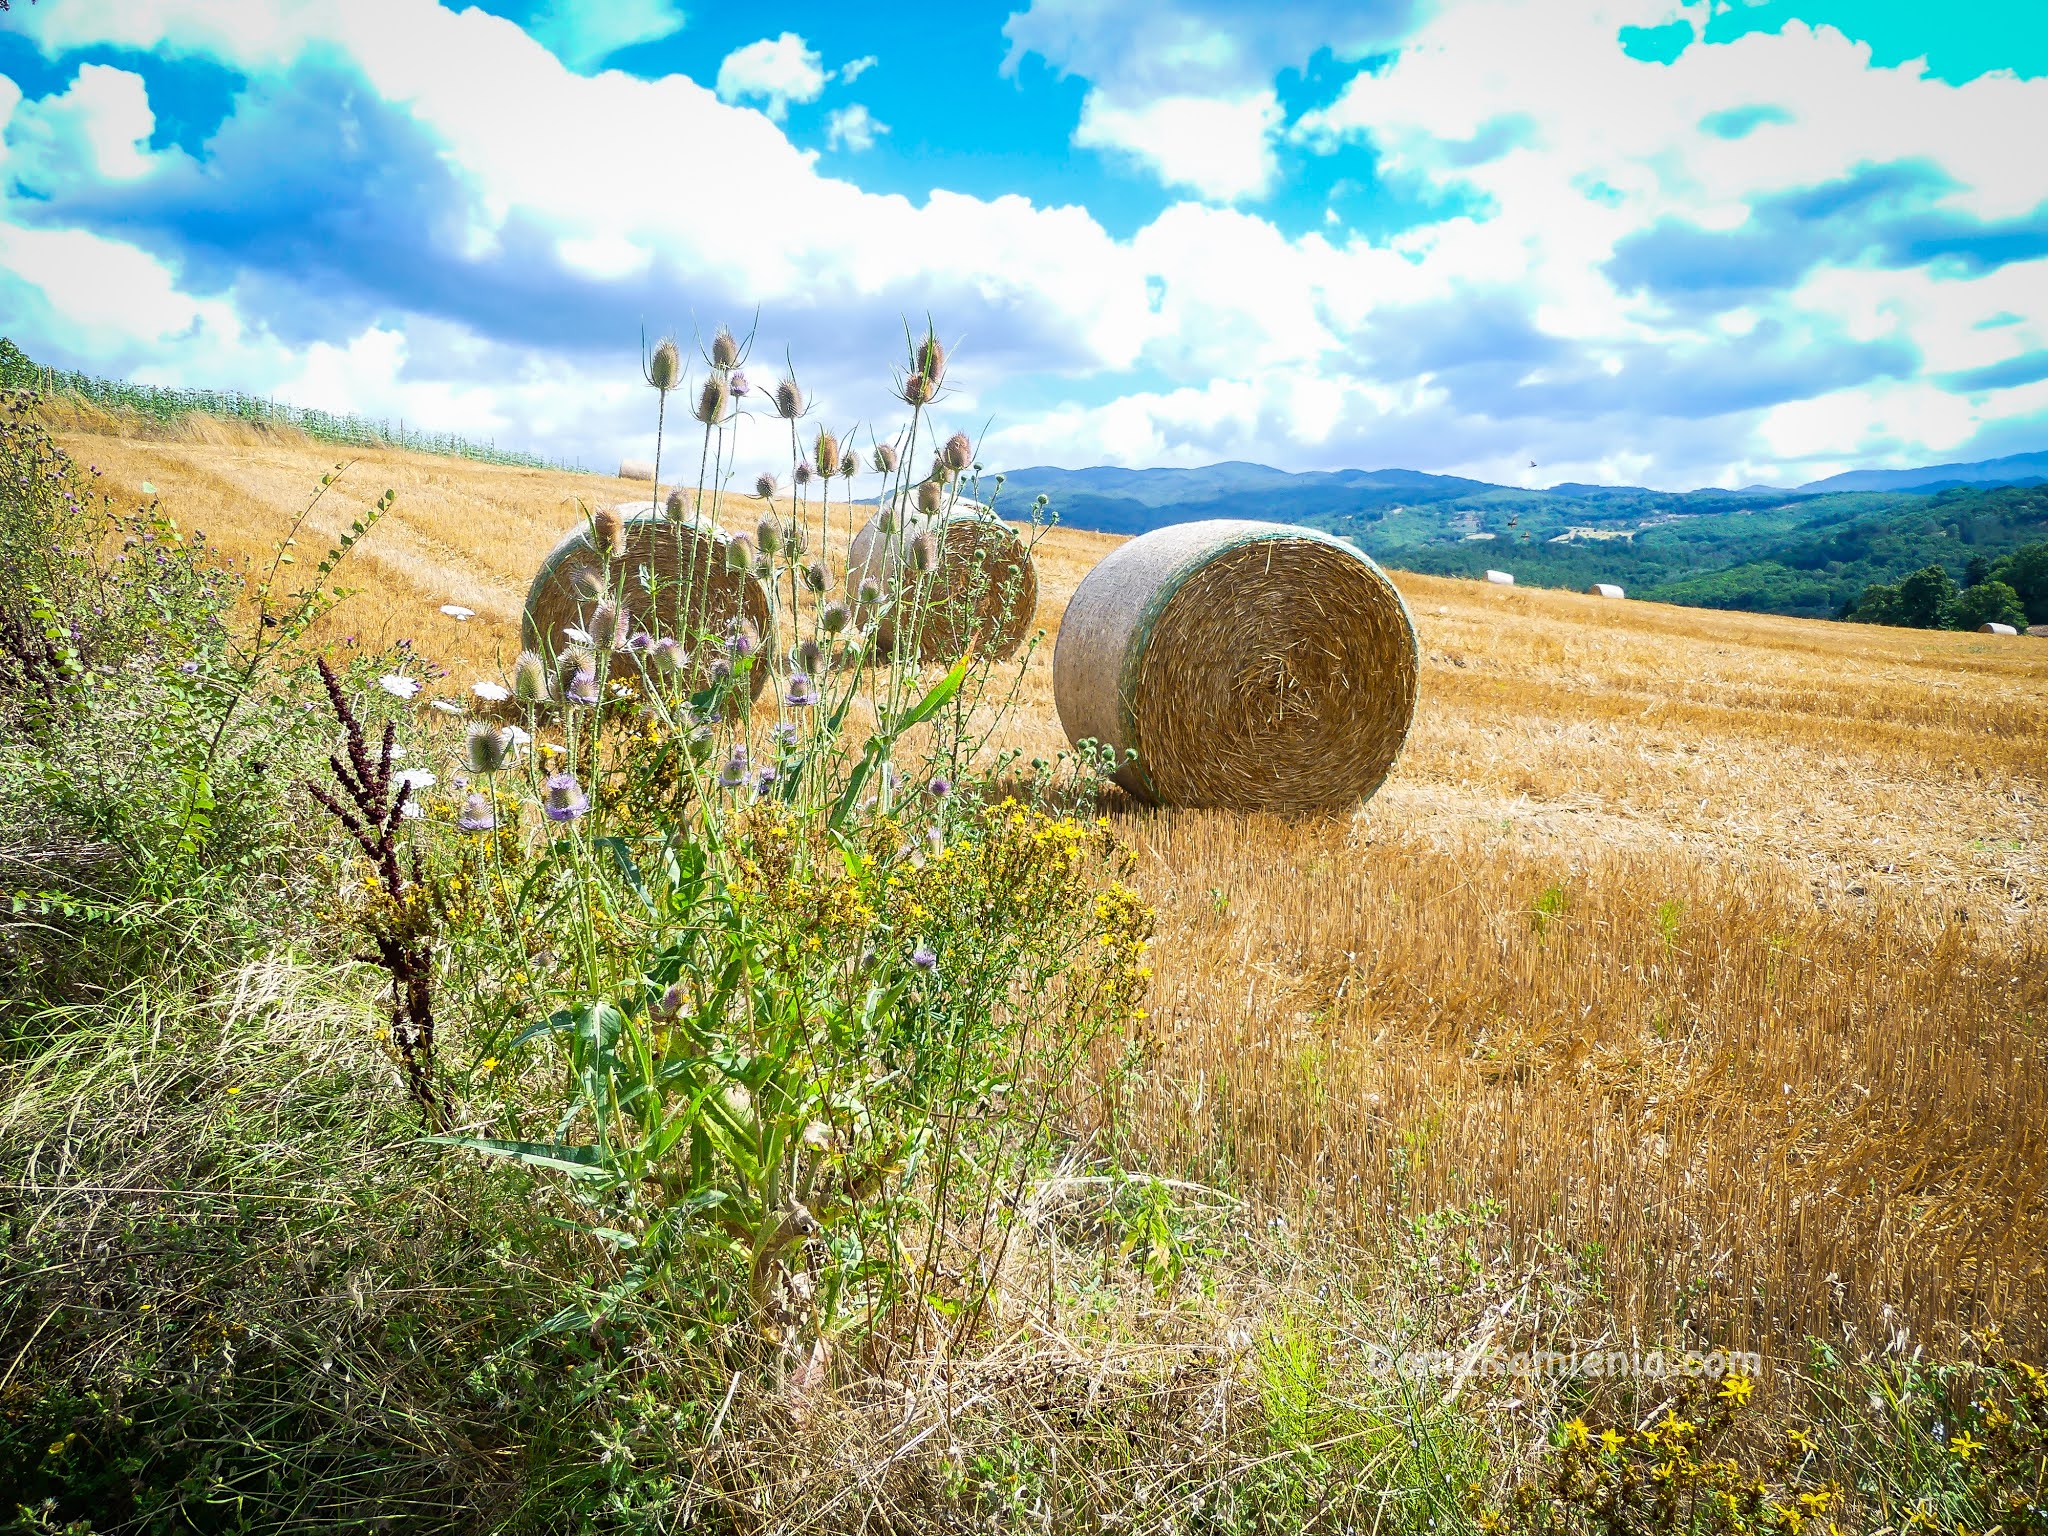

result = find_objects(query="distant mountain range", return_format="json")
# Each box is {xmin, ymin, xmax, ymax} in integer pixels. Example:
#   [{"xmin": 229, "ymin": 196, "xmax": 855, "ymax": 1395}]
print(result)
[{"xmin": 987, "ymin": 451, "xmax": 2048, "ymax": 622}]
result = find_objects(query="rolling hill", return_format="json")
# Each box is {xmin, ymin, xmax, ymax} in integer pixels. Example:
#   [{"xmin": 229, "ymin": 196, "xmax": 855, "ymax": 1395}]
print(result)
[{"xmin": 993, "ymin": 453, "xmax": 2048, "ymax": 620}]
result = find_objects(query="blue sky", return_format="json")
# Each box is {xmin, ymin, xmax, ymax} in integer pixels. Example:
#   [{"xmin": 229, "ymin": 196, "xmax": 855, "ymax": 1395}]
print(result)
[{"xmin": 1, "ymin": 0, "xmax": 2044, "ymax": 489}]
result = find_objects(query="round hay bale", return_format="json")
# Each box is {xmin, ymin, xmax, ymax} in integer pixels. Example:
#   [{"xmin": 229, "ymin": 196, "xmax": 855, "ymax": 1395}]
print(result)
[
  {"xmin": 846, "ymin": 497, "xmax": 1037, "ymax": 663},
  {"xmin": 1053, "ymin": 520, "xmax": 1418, "ymax": 812},
  {"xmin": 1485, "ymin": 569, "xmax": 1515, "ymax": 586},
  {"xmin": 618, "ymin": 459, "xmax": 655, "ymax": 482},
  {"xmin": 1589, "ymin": 582, "xmax": 1625, "ymax": 599},
  {"xmin": 1979, "ymin": 621, "xmax": 2019, "ymax": 635},
  {"xmin": 522, "ymin": 511, "xmax": 772, "ymax": 696}
]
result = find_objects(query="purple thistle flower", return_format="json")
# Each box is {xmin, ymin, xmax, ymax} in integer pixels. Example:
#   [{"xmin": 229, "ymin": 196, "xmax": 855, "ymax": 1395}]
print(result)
[
  {"xmin": 910, "ymin": 945, "xmax": 938, "ymax": 972},
  {"xmin": 771, "ymin": 722, "xmax": 799, "ymax": 748},
  {"xmin": 543, "ymin": 773, "xmax": 589, "ymax": 822},
  {"xmin": 456, "ymin": 792, "xmax": 497, "ymax": 832},
  {"xmin": 784, "ymin": 671, "xmax": 819, "ymax": 709},
  {"xmin": 926, "ymin": 776, "xmax": 951, "ymax": 799},
  {"xmin": 727, "ymin": 627, "xmax": 757, "ymax": 659},
  {"xmin": 754, "ymin": 765, "xmax": 777, "ymax": 791},
  {"xmin": 717, "ymin": 746, "xmax": 749, "ymax": 790},
  {"xmin": 565, "ymin": 667, "xmax": 599, "ymax": 707}
]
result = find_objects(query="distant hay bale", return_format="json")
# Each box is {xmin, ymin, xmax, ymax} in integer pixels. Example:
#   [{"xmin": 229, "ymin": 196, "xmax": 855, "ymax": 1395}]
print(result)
[
  {"xmin": 846, "ymin": 497, "xmax": 1037, "ymax": 663},
  {"xmin": 1485, "ymin": 569, "xmax": 1515, "ymax": 586},
  {"xmin": 1979, "ymin": 622, "xmax": 2019, "ymax": 635},
  {"xmin": 618, "ymin": 459, "xmax": 656, "ymax": 482},
  {"xmin": 1053, "ymin": 519, "xmax": 1418, "ymax": 813},
  {"xmin": 2029, "ymin": 625, "xmax": 2048, "ymax": 638},
  {"xmin": 523, "ymin": 511, "xmax": 771, "ymax": 695},
  {"xmin": 1589, "ymin": 582, "xmax": 1625, "ymax": 599}
]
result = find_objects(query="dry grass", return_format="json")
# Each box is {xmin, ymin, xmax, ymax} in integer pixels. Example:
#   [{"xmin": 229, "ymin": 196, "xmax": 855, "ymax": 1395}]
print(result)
[{"xmin": 66, "ymin": 422, "xmax": 2048, "ymax": 1358}]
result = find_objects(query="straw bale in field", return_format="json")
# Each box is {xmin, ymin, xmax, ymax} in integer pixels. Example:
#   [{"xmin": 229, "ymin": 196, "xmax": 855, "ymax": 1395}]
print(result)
[
  {"xmin": 846, "ymin": 497, "xmax": 1037, "ymax": 663},
  {"xmin": 1589, "ymin": 582, "xmax": 1625, "ymax": 599},
  {"xmin": 1980, "ymin": 622, "xmax": 2019, "ymax": 635},
  {"xmin": 618, "ymin": 459, "xmax": 655, "ymax": 481},
  {"xmin": 1052, "ymin": 519, "xmax": 1418, "ymax": 813},
  {"xmin": 1485, "ymin": 569, "xmax": 1515, "ymax": 586},
  {"xmin": 2029, "ymin": 625, "xmax": 2048, "ymax": 638},
  {"xmin": 523, "ymin": 511, "xmax": 771, "ymax": 695}
]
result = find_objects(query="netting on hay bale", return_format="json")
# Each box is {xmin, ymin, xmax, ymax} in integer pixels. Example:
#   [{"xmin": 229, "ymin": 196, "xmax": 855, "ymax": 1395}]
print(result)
[
  {"xmin": 845, "ymin": 497, "xmax": 1038, "ymax": 664},
  {"xmin": 522, "ymin": 509, "xmax": 772, "ymax": 697},
  {"xmin": 1053, "ymin": 520, "xmax": 1419, "ymax": 813}
]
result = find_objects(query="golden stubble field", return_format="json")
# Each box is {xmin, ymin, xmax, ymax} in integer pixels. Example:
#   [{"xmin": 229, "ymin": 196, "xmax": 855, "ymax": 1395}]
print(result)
[{"xmin": 66, "ymin": 418, "xmax": 2048, "ymax": 1359}]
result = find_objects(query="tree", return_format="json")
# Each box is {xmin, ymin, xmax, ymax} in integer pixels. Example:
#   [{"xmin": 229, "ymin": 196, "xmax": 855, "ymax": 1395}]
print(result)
[
  {"xmin": 1846, "ymin": 580, "xmax": 1904, "ymax": 625},
  {"xmin": 1895, "ymin": 564, "xmax": 1958, "ymax": 629},
  {"xmin": 1966, "ymin": 554, "xmax": 1992, "ymax": 587},
  {"xmin": 1988, "ymin": 541, "xmax": 2048, "ymax": 624},
  {"xmin": 1951, "ymin": 580, "xmax": 2029, "ymax": 631}
]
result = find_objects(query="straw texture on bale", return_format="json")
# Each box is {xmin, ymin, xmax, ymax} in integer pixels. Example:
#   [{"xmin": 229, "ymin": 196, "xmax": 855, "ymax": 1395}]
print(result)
[
  {"xmin": 1980, "ymin": 622, "xmax": 2019, "ymax": 635},
  {"xmin": 2029, "ymin": 625, "xmax": 2048, "ymax": 638},
  {"xmin": 523, "ymin": 510, "xmax": 772, "ymax": 696},
  {"xmin": 1589, "ymin": 582, "xmax": 1626, "ymax": 599},
  {"xmin": 846, "ymin": 498, "xmax": 1037, "ymax": 663},
  {"xmin": 1485, "ymin": 569, "xmax": 1515, "ymax": 586},
  {"xmin": 617, "ymin": 459, "xmax": 655, "ymax": 482},
  {"xmin": 1053, "ymin": 520, "xmax": 1418, "ymax": 813}
]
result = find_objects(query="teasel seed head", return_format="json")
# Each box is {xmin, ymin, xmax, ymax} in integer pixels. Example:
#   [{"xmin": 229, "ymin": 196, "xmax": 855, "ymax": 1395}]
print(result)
[
  {"xmin": 813, "ymin": 429, "xmax": 840, "ymax": 478},
  {"xmin": 755, "ymin": 516, "xmax": 781, "ymax": 556},
  {"xmin": 456, "ymin": 791, "xmax": 497, "ymax": 833},
  {"xmin": 751, "ymin": 554, "xmax": 774, "ymax": 580},
  {"xmin": 649, "ymin": 636, "xmax": 685, "ymax": 674},
  {"xmin": 917, "ymin": 478, "xmax": 943, "ymax": 516},
  {"xmin": 943, "ymin": 432, "xmax": 972, "ymax": 472},
  {"xmin": 569, "ymin": 563, "xmax": 605, "ymax": 601},
  {"xmin": 839, "ymin": 451, "xmax": 857, "ymax": 482},
  {"xmin": 466, "ymin": 722, "xmax": 512, "ymax": 775},
  {"xmin": 590, "ymin": 601, "xmax": 632, "ymax": 651},
  {"xmin": 856, "ymin": 578, "xmax": 882, "ymax": 607},
  {"xmin": 543, "ymin": 771, "xmax": 590, "ymax": 821},
  {"xmin": 710, "ymin": 327, "xmax": 739, "ymax": 369},
  {"xmin": 913, "ymin": 330, "xmax": 945, "ymax": 387},
  {"xmin": 694, "ymin": 374, "xmax": 728, "ymax": 426},
  {"xmin": 793, "ymin": 462, "xmax": 812, "ymax": 486},
  {"xmin": 878, "ymin": 505, "xmax": 897, "ymax": 535},
  {"xmin": 930, "ymin": 452, "xmax": 952, "ymax": 485},
  {"xmin": 665, "ymin": 488, "xmax": 688, "ymax": 519},
  {"xmin": 724, "ymin": 536, "xmax": 753, "ymax": 573},
  {"xmin": 821, "ymin": 601, "xmax": 850, "ymax": 635},
  {"xmin": 565, "ymin": 666, "xmax": 599, "ymax": 708},
  {"xmin": 647, "ymin": 337, "xmax": 681, "ymax": 394},
  {"xmin": 775, "ymin": 377, "xmax": 803, "ymax": 419},
  {"xmin": 911, "ymin": 533, "xmax": 938, "ymax": 574},
  {"xmin": 592, "ymin": 507, "xmax": 625, "ymax": 557},
  {"xmin": 902, "ymin": 372, "xmax": 934, "ymax": 407},
  {"xmin": 803, "ymin": 560, "xmax": 829, "ymax": 593},
  {"xmin": 555, "ymin": 645, "xmax": 595, "ymax": 698},
  {"xmin": 512, "ymin": 649, "xmax": 549, "ymax": 703},
  {"xmin": 798, "ymin": 637, "xmax": 824, "ymax": 676},
  {"xmin": 755, "ymin": 472, "xmax": 778, "ymax": 500},
  {"xmin": 872, "ymin": 442, "xmax": 899, "ymax": 474}
]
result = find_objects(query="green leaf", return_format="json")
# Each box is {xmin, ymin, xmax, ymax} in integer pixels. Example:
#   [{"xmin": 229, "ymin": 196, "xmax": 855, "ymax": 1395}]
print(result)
[{"xmin": 425, "ymin": 1135, "xmax": 618, "ymax": 1182}]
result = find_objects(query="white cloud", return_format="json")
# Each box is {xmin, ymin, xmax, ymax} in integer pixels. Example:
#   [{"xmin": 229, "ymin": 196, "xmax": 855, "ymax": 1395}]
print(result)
[
  {"xmin": 1007, "ymin": 0, "xmax": 1415, "ymax": 201},
  {"xmin": 825, "ymin": 103, "xmax": 886, "ymax": 153},
  {"xmin": 839, "ymin": 55, "xmax": 878, "ymax": 84},
  {"xmin": 6, "ymin": 63, "xmax": 166, "ymax": 187},
  {"xmin": 3, "ymin": 0, "xmax": 2045, "ymax": 489},
  {"xmin": 527, "ymin": 0, "xmax": 685, "ymax": 73},
  {"xmin": 715, "ymin": 32, "xmax": 827, "ymax": 122},
  {"xmin": 1074, "ymin": 90, "xmax": 1281, "ymax": 201}
]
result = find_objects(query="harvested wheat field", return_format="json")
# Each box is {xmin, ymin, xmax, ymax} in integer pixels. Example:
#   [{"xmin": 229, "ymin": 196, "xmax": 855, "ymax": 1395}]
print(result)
[{"xmin": 70, "ymin": 420, "xmax": 2048, "ymax": 1359}]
